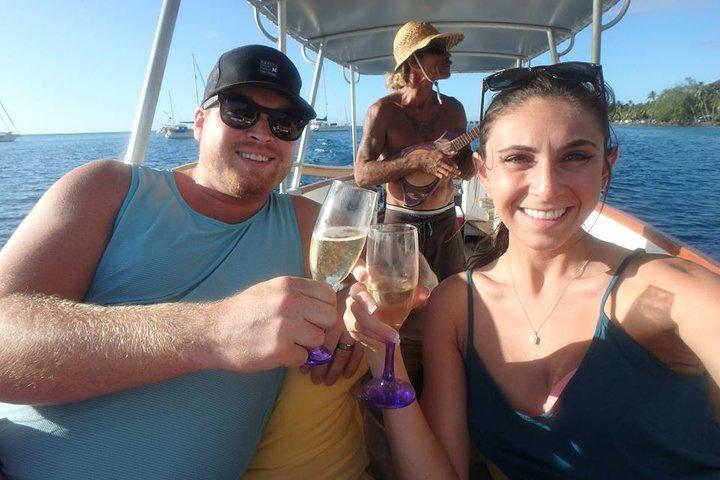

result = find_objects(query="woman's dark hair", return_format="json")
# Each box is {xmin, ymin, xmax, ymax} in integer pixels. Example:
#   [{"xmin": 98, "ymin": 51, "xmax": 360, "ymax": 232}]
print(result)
[{"xmin": 467, "ymin": 74, "xmax": 616, "ymax": 269}]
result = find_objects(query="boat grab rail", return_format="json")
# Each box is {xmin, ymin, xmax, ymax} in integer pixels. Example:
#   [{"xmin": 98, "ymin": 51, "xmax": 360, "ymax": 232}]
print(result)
[
  {"xmin": 603, "ymin": 0, "xmax": 631, "ymax": 30},
  {"xmin": 556, "ymin": 34, "xmax": 576, "ymax": 57},
  {"xmin": 253, "ymin": 5, "xmax": 278, "ymax": 43},
  {"xmin": 301, "ymin": 44, "xmax": 319, "ymax": 64},
  {"xmin": 342, "ymin": 66, "xmax": 360, "ymax": 85}
]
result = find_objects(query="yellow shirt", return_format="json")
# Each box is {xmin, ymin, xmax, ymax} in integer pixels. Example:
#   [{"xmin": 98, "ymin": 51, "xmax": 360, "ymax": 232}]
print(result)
[{"xmin": 243, "ymin": 361, "xmax": 371, "ymax": 480}]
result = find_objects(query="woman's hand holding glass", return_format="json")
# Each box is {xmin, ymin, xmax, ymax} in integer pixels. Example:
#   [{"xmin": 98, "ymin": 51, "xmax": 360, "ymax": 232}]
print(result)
[{"xmin": 345, "ymin": 224, "xmax": 428, "ymax": 408}]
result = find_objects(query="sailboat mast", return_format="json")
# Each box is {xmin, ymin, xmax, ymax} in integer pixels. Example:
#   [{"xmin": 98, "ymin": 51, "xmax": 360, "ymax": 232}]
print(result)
[
  {"xmin": 192, "ymin": 54, "xmax": 201, "ymax": 106},
  {"xmin": 168, "ymin": 92, "xmax": 175, "ymax": 124},
  {"xmin": 322, "ymin": 68, "xmax": 328, "ymax": 121},
  {"xmin": 0, "ymin": 101, "xmax": 18, "ymax": 132}
]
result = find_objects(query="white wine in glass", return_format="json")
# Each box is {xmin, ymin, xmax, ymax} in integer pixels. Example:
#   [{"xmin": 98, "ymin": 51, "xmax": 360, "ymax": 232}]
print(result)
[
  {"xmin": 310, "ymin": 226, "xmax": 367, "ymax": 288},
  {"xmin": 307, "ymin": 180, "xmax": 377, "ymax": 365},
  {"xmin": 365, "ymin": 276, "xmax": 416, "ymax": 330}
]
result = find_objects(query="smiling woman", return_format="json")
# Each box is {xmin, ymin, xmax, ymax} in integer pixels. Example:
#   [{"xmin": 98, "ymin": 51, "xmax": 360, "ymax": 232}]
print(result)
[{"xmin": 343, "ymin": 63, "xmax": 720, "ymax": 480}]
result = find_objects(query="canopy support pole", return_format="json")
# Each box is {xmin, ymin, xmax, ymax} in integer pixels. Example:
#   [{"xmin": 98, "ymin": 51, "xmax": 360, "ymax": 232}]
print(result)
[
  {"xmin": 288, "ymin": 44, "xmax": 325, "ymax": 192},
  {"xmin": 591, "ymin": 0, "xmax": 602, "ymax": 63},
  {"xmin": 277, "ymin": 0, "xmax": 287, "ymax": 53},
  {"xmin": 124, "ymin": 0, "xmax": 180, "ymax": 165},
  {"xmin": 349, "ymin": 65, "xmax": 358, "ymax": 165},
  {"xmin": 547, "ymin": 29, "xmax": 559, "ymax": 64}
]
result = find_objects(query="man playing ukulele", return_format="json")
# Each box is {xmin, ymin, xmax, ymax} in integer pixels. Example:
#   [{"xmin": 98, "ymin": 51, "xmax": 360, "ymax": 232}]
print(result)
[{"xmin": 355, "ymin": 20, "xmax": 476, "ymax": 281}]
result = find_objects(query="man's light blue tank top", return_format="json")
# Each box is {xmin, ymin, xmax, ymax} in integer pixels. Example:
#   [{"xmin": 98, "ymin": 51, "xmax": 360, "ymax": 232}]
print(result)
[
  {"xmin": 466, "ymin": 251, "xmax": 720, "ymax": 479},
  {"xmin": 0, "ymin": 165, "xmax": 304, "ymax": 480}
]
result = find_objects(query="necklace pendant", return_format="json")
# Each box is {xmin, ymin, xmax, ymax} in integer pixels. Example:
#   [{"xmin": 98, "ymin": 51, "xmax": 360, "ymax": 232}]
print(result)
[{"xmin": 529, "ymin": 332, "xmax": 540, "ymax": 345}]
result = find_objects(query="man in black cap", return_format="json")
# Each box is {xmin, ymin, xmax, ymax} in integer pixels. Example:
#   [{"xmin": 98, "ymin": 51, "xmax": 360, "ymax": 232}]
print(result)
[{"xmin": 0, "ymin": 45, "xmax": 365, "ymax": 479}]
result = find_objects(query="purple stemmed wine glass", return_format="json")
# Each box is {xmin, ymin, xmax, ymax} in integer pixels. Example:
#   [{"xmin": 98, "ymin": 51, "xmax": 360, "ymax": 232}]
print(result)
[
  {"xmin": 307, "ymin": 180, "xmax": 377, "ymax": 366},
  {"xmin": 360, "ymin": 223, "xmax": 419, "ymax": 408}
]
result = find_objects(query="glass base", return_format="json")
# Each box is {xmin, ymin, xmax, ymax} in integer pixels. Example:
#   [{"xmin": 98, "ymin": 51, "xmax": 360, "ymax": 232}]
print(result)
[
  {"xmin": 306, "ymin": 346, "xmax": 333, "ymax": 366},
  {"xmin": 360, "ymin": 377, "xmax": 416, "ymax": 409}
]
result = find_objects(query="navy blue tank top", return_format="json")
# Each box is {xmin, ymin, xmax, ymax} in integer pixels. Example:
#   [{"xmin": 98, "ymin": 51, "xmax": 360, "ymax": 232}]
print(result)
[{"xmin": 466, "ymin": 251, "xmax": 720, "ymax": 479}]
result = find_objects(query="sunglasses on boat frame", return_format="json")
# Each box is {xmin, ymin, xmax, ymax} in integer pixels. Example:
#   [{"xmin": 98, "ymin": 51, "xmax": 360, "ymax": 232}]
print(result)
[
  {"xmin": 479, "ymin": 62, "xmax": 605, "ymax": 121},
  {"xmin": 201, "ymin": 93, "xmax": 308, "ymax": 141}
]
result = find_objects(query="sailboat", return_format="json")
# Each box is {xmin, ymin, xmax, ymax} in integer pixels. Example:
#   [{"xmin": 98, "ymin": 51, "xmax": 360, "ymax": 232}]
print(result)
[
  {"xmin": 158, "ymin": 92, "xmax": 194, "ymax": 139},
  {"xmin": 0, "ymin": 101, "xmax": 19, "ymax": 142},
  {"xmin": 159, "ymin": 55, "xmax": 206, "ymax": 139},
  {"xmin": 308, "ymin": 70, "xmax": 351, "ymax": 132},
  {"xmin": 309, "ymin": 116, "xmax": 351, "ymax": 132}
]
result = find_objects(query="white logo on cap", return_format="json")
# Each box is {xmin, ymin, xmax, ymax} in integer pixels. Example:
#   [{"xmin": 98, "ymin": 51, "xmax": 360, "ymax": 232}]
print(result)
[{"xmin": 258, "ymin": 59, "xmax": 279, "ymax": 78}]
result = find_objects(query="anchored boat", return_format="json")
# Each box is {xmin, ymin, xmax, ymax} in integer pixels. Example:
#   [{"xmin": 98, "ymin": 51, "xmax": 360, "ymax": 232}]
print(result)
[{"xmin": 0, "ymin": 101, "xmax": 19, "ymax": 143}]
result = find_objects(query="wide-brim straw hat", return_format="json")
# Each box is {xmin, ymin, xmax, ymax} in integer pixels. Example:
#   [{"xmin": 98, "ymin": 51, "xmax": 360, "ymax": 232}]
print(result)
[{"xmin": 393, "ymin": 20, "xmax": 464, "ymax": 71}]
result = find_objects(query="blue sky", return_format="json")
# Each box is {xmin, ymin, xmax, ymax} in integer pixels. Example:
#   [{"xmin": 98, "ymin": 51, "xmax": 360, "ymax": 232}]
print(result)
[{"xmin": 1, "ymin": 0, "xmax": 719, "ymax": 134}]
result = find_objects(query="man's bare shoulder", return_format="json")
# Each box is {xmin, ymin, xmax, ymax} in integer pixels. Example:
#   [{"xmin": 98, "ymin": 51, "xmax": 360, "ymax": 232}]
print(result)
[
  {"xmin": 0, "ymin": 160, "xmax": 132, "ymax": 299},
  {"xmin": 369, "ymin": 93, "xmax": 403, "ymax": 117},
  {"xmin": 66, "ymin": 159, "xmax": 132, "ymax": 200},
  {"xmin": 290, "ymin": 194, "xmax": 321, "ymax": 238},
  {"xmin": 439, "ymin": 95, "xmax": 466, "ymax": 116}
]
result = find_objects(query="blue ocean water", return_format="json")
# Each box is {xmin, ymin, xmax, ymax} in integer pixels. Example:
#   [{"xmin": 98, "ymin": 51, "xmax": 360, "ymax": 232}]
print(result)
[{"xmin": 0, "ymin": 126, "xmax": 718, "ymax": 261}]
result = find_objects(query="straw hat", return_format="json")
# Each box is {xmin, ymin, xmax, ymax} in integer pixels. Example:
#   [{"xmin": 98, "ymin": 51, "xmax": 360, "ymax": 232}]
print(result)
[{"xmin": 393, "ymin": 20, "xmax": 464, "ymax": 71}]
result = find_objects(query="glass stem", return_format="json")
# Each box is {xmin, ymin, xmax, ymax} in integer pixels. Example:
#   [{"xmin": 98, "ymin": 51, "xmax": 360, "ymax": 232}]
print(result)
[{"xmin": 382, "ymin": 342, "xmax": 396, "ymax": 382}]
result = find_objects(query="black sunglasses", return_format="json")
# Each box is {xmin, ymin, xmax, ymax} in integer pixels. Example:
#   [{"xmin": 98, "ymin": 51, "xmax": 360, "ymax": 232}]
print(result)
[
  {"xmin": 419, "ymin": 41, "xmax": 449, "ymax": 56},
  {"xmin": 202, "ymin": 93, "xmax": 307, "ymax": 141},
  {"xmin": 479, "ymin": 62, "xmax": 605, "ymax": 121}
]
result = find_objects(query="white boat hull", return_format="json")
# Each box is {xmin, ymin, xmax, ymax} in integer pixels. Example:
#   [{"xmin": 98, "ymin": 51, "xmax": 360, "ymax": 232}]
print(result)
[
  {"xmin": 0, "ymin": 133, "xmax": 18, "ymax": 142},
  {"xmin": 164, "ymin": 130, "xmax": 194, "ymax": 139},
  {"xmin": 309, "ymin": 125, "xmax": 351, "ymax": 132}
]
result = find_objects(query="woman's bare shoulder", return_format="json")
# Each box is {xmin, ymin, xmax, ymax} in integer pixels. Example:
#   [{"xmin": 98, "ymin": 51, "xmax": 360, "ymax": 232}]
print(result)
[
  {"xmin": 614, "ymin": 251, "xmax": 720, "ymax": 330},
  {"xmin": 627, "ymin": 252, "xmax": 720, "ymax": 297},
  {"xmin": 424, "ymin": 265, "xmax": 502, "ymax": 338}
]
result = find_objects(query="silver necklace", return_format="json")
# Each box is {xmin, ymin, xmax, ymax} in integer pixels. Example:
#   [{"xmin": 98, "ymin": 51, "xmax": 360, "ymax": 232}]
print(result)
[{"xmin": 507, "ymin": 255, "xmax": 590, "ymax": 345}]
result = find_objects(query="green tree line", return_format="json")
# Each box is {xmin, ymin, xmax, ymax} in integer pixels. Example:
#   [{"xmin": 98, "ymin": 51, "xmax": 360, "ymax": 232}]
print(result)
[{"xmin": 611, "ymin": 77, "xmax": 720, "ymax": 125}]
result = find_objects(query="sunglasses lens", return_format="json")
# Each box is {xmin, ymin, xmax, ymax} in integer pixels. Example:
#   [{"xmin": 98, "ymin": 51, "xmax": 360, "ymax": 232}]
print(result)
[
  {"xmin": 221, "ymin": 98, "xmax": 258, "ymax": 128},
  {"xmin": 219, "ymin": 95, "xmax": 305, "ymax": 141},
  {"xmin": 269, "ymin": 112, "xmax": 303, "ymax": 141},
  {"xmin": 547, "ymin": 63, "xmax": 596, "ymax": 81},
  {"xmin": 432, "ymin": 44, "xmax": 447, "ymax": 55},
  {"xmin": 421, "ymin": 42, "xmax": 448, "ymax": 56},
  {"xmin": 486, "ymin": 67, "xmax": 530, "ymax": 90}
]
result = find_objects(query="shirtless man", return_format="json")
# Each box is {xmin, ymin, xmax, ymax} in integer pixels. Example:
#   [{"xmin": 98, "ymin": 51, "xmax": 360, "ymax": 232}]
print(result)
[{"xmin": 354, "ymin": 21, "xmax": 476, "ymax": 281}]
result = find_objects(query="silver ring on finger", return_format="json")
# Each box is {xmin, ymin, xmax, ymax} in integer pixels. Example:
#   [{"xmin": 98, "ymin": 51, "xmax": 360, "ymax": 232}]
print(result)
[{"xmin": 335, "ymin": 341, "xmax": 355, "ymax": 352}]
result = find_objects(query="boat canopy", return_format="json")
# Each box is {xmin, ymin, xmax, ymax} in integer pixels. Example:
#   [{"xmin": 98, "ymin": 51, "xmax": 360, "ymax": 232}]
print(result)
[
  {"xmin": 248, "ymin": 0, "xmax": 624, "ymax": 75},
  {"xmin": 125, "ymin": 0, "xmax": 629, "ymax": 170}
]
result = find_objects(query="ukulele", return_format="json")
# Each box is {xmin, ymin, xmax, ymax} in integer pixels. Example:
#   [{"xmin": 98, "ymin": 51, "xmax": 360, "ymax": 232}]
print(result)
[{"xmin": 397, "ymin": 124, "xmax": 481, "ymax": 207}]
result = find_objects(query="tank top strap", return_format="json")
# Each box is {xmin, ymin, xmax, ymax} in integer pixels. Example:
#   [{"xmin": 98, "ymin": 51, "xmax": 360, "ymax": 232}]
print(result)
[
  {"xmin": 597, "ymin": 249, "xmax": 645, "ymax": 328},
  {"xmin": 465, "ymin": 268, "xmax": 475, "ymax": 364}
]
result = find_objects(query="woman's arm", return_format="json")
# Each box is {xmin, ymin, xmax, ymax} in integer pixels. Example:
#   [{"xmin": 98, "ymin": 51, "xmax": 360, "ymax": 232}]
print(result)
[
  {"xmin": 646, "ymin": 257, "xmax": 720, "ymax": 386},
  {"xmin": 344, "ymin": 276, "xmax": 470, "ymax": 480}
]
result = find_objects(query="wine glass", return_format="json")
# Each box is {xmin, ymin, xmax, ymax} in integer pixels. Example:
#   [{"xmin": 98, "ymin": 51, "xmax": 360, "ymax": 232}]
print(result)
[
  {"xmin": 307, "ymin": 180, "xmax": 377, "ymax": 366},
  {"xmin": 360, "ymin": 223, "xmax": 419, "ymax": 408}
]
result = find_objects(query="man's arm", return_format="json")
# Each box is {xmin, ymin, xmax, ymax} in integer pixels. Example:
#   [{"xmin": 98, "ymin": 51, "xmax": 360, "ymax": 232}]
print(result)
[
  {"xmin": 354, "ymin": 101, "xmax": 411, "ymax": 188},
  {"xmin": 0, "ymin": 161, "xmax": 337, "ymax": 405},
  {"xmin": 354, "ymin": 100, "xmax": 459, "ymax": 188}
]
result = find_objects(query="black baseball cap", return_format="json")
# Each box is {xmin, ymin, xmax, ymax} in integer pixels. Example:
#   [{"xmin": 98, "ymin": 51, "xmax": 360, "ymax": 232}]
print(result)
[{"xmin": 202, "ymin": 45, "xmax": 316, "ymax": 121}]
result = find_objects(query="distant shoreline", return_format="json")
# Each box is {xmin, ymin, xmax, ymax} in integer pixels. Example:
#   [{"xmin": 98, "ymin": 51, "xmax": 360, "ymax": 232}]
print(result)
[
  {"xmin": 612, "ymin": 120, "xmax": 720, "ymax": 127},
  {"xmin": 10, "ymin": 123, "xmax": 720, "ymax": 136}
]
